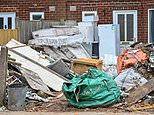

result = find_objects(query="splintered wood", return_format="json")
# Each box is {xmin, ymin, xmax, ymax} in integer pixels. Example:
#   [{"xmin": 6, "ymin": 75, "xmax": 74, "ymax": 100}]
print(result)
[{"xmin": 126, "ymin": 78, "xmax": 154, "ymax": 105}]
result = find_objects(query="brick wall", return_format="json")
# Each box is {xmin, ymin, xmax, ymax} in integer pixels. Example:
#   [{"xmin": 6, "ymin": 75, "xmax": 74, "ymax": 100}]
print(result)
[
  {"xmin": 66, "ymin": 0, "xmax": 154, "ymax": 43},
  {"xmin": 0, "ymin": 0, "xmax": 67, "ymax": 20},
  {"xmin": 0, "ymin": 0, "xmax": 154, "ymax": 43}
]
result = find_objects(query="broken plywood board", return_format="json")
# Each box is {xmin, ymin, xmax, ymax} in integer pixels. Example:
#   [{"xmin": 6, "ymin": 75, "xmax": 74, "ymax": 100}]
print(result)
[
  {"xmin": 6, "ymin": 40, "xmax": 51, "ymax": 67},
  {"xmin": 44, "ymin": 47, "xmax": 68, "ymax": 60},
  {"xmin": 126, "ymin": 78, "xmax": 154, "ymax": 105},
  {"xmin": 8, "ymin": 49, "xmax": 68, "ymax": 91},
  {"xmin": 67, "ymin": 45, "xmax": 91, "ymax": 58},
  {"xmin": 6, "ymin": 39, "xmax": 26, "ymax": 49},
  {"xmin": 19, "ymin": 67, "xmax": 54, "ymax": 96}
]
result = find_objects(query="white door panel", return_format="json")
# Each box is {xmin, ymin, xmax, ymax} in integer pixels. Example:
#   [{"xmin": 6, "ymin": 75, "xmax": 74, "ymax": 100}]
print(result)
[{"xmin": 0, "ymin": 12, "xmax": 16, "ymax": 29}]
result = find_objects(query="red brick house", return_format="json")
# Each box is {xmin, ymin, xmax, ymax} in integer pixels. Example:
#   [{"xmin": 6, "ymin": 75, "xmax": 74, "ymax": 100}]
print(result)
[{"xmin": 0, "ymin": 0, "xmax": 154, "ymax": 43}]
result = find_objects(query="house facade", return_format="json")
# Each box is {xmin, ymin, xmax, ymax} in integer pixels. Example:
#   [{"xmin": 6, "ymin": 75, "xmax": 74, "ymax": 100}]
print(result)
[{"xmin": 0, "ymin": 0, "xmax": 154, "ymax": 43}]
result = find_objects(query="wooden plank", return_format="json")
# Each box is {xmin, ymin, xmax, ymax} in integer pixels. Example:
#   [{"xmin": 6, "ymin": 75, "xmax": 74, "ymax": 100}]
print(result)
[
  {"xmin": 19, "ymin": 67, "xmax": 55, "ymax": 96},
  {"xmin": 126, "ymin": 78, "xmax": 154, "ymax": 105},
  {"xmin": 0, "ymin": 46, "xmax": 8, "ymax": 106}
]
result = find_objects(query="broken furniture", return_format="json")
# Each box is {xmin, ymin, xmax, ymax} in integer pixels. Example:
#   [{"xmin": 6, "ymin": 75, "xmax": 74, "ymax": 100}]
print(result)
[{"xmin": 71, "ymin": 58, "xmax": 102, "ymax": 75}]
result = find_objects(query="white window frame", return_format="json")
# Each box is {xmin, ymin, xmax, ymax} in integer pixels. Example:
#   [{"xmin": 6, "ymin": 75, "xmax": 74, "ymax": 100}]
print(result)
[
  {"xmin": 113, "ymin": 10, "xmax": 137, "ymax": 43},
  {"xmin": 30, "ymin": 12, "xmax": 44, "ymax": 21},
  {"xmin": 0, "ymin": 12, "xmax": 16, "ymax": 29},
  {"xmin": 82, "ymin": 11, "xmax": 98, "ymax": 22},
  {"xmin": 148, "ymin": 9, "xmax": 154, "ymax": 43}
]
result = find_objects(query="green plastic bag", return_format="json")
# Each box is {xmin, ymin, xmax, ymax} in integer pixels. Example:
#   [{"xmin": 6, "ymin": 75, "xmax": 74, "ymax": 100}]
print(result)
[{"xmin": 62, "ymin": 68, "xmax": 120, "ymax": 108}]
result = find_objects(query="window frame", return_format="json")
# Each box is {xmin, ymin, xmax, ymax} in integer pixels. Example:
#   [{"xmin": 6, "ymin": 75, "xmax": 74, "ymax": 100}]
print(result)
[
  {"xmin": 148, "ymin": 9, "xmax": 154, "ymax": 43},
  {"xmin": 82, "ymin": 11, "xmax": 98, "ymax": 22},
  {"xmin": 113, "ymin": 10, "xmax": 137, "ymax": 43},
  {"xmin": 30, "ymin": 12, "xmax": 44, "ymax": 21}
]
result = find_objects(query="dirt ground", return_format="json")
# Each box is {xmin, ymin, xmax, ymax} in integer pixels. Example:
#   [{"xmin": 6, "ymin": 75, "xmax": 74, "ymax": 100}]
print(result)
[
  {"xmin": 24, "ymin": 96, "xmax": 154, "ymax": 114},
  {"xmin": 0, "ymin": 112, "xmax": 153, "ymax": 115}
]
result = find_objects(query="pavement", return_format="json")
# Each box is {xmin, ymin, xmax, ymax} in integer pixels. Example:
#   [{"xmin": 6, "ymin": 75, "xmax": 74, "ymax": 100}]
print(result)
[{"xmin": 0, "ymin": 112, "xmax": 153, "ymax": 115}]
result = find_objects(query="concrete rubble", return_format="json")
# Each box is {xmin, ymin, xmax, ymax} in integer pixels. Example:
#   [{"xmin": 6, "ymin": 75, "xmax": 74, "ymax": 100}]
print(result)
[{"xmin": 0, "ymin": 27, "xmax": 154, "ymax": 113}]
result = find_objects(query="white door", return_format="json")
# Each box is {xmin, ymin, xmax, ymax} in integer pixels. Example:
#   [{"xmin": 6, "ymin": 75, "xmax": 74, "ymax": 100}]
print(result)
[
  {"xmin": 0, "ymin": 12, "xmax": 16, "ymax": 29},
  {"xmin": 113, "ymin": 10, "xmax": 137, "ymax": 43}
]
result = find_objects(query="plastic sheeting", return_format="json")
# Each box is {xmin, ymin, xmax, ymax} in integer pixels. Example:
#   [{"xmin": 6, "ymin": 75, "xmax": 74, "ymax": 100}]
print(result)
[
  {"xmin": 101, "ymin": 54, "xmax": 118, "ymax": 78},
  {"xmin": 117, "ymin": 48, "xmax": 148, "ymax": 74}
]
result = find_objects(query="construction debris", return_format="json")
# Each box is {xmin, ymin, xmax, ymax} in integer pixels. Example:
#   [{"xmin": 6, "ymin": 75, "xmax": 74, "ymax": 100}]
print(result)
[
  {"xmin": 1, "ymin": 25, "xmax": 154, "ymax": 113},
  {"xmin": 114, "ymin": 68, "xmax": 148, "ymax": 90},
  {"xmin": 126, "ymin": 78, "xmax": 154, "ymax": 105},
  {"xmin": 29, "ymin": 27, "xmax": 84, "ymax": 47},
  {"xmin": 7, "ymin": 40, "xmax": 67, "ymax": 91},
  {"xmin": 19, "ymin": 67, "xmax": 54, "ymax": 95}
]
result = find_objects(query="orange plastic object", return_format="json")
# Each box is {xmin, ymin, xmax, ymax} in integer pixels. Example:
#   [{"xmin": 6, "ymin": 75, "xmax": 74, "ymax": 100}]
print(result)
[{"xmin": 117, "ymin": 48, "xmax": 148, "ymax": 74}]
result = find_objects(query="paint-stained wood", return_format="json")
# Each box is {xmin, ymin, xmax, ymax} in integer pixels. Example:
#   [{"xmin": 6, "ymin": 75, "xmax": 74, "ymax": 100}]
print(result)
[
  {"xmin": 0, "ymin": 46, "xmax": 8, "ymax": 106},
  {"xmin": 126, "ymin": 78, "xmax": 154, "ymax": 105},
  {"xmin": 0, "ymin": 29, "xmax": 19, "ymax": 45}
]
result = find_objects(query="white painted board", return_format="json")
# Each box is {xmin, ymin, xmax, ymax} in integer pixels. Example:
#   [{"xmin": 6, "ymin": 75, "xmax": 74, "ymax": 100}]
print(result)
[{"xmin": 8, "ymin": 50, "xmax": 66, "ymax": 91}]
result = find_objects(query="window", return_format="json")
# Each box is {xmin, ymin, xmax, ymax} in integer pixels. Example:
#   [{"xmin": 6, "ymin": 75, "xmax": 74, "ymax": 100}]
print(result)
[
  {"xmin": 113, "ymin": 11, "xmax": 137, "ymax": 42},
  {"xmin": 0, "ymin": 12, "xmax": 16, "ymax": 29},
  {"xmin": 82, "ymin": 11, "xmax": 98, "ymax": 22},
  {"xmin": 30, "ymin": 12, "xmax": 44, "ymax": 21},
  {"xmin": 148, "ymin": 9, "xmax": 154, "ymax": 43}
]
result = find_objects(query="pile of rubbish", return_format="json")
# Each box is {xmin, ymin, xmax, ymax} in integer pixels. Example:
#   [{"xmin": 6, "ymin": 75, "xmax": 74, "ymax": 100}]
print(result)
[{"xmin": 2, "ymin": 27, "xmax": 154, "ymax": 112}]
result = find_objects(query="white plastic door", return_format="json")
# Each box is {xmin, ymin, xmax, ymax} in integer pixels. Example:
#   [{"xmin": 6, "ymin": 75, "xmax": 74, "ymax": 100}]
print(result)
[{"xmin": 0, "ymin": 12, "xmax": 16, "ymax": 29}]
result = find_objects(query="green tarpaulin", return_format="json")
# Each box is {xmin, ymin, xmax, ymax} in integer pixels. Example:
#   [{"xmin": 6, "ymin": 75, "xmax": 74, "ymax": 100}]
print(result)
[{"xmin": 62, "ymin": 68, "xmax": 120, "ymax": 108}]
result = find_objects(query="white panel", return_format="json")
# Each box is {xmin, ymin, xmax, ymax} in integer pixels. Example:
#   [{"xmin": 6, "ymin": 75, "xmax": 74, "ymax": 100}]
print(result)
[
  {"xmin": 98, "ymin": 24, "xmax": 120, "ymax": 58},
  {"xmin": 78, "ymin": 22, "xmax": 94, "ymax": 43}
]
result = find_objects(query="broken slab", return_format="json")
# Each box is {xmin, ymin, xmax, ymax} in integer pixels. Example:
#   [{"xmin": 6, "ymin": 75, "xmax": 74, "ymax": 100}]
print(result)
[
  {"xmin": 29, "ymin": 27, "xmax": 84, "ymax": 47},
  {"xmin": 126, "ymin": 78, "xmax": 154, "ymax": 105}
]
